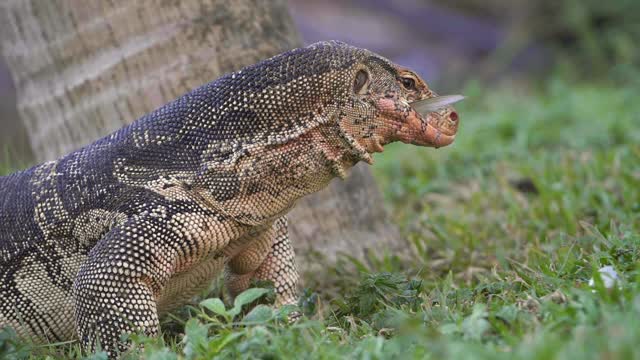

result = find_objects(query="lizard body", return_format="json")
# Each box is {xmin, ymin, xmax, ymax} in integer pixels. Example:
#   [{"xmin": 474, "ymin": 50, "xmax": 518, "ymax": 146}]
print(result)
[{"xmin": 0, "ymin": 41, "xmax": 459, "ymax": 356}]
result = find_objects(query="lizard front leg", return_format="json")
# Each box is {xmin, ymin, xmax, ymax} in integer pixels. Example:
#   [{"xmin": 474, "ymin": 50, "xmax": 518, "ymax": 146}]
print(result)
[
  {"xmin": 74, "ymin": 205, "xmax": 224, "ymax": 357},
  {"xmin": 74, "ymin": 220, "xmax": 164, "ymax": 357},
  {"xmin": 226, "ymin": 216, "xmax": 299, "ymax": 307}
]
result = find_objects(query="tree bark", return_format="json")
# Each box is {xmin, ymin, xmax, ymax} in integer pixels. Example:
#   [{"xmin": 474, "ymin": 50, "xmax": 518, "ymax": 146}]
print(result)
[{"xmin": 0, "ymin": 0, "xmax": 404, "ymax": 274}]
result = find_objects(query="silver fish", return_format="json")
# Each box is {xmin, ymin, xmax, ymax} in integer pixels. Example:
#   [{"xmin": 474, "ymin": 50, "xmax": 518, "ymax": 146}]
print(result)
[{"xmin": 410, "ymin": 95, "xmax": 465, "ymax": 115}]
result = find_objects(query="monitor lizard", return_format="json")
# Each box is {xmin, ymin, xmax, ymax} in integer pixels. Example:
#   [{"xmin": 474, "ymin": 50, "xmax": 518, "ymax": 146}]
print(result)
[{"xmin": 0, "ymin": 41, "xmax": 460, "ymax": 356}]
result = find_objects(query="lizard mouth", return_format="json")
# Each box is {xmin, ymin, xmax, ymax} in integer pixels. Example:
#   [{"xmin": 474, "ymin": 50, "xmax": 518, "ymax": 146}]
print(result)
[{"xmin": 375, "ymin": 97, "xmax": 460, "ymax": 149}]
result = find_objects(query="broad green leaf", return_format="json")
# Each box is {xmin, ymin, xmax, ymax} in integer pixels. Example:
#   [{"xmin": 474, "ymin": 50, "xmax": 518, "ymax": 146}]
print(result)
[
  {"xmin": 242, "ymin": 304, "xmax": 274, "ymax": 324},
  {"xmin": 182, "ymin": 319, "xmax": 210, "ymax": 360},
  {"xmin": 200, "ymin": 298, "xmax": 227, "ymax": 317},
  {"xmin": 461, "ymin": 304, "xmax": 491, "ymax": 341},
  {"xmin": 229, "ymin": 288, "xmax": 271, "ymax": 318}
]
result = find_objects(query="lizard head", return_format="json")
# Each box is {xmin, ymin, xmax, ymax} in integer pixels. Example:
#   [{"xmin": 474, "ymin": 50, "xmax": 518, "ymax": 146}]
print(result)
[
  {"xmin": 335, "ymin": 55, "xmax": 460, "ymax": 164},
  {"xmin": 197, "ymin": 41, "xmax": 460, "ymax": 182}
]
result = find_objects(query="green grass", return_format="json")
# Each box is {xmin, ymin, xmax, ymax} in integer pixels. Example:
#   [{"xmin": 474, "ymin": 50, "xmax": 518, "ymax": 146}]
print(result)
[{"xmin": 1, "ymin": 78, "xmax": 639, "ymax": 359}]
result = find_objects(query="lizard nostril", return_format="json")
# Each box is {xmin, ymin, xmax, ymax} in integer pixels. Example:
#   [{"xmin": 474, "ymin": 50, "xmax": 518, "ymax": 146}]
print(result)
[{"xmin": 449, "ymin": 111, "xmax": 458, "ymax": 122}]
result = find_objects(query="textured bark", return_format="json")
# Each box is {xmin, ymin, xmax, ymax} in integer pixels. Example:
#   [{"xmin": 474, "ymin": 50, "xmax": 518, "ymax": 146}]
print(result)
[
  {"xmin": 0, "ymin": 65, "xmax": 32, "ymax": 167},
  {"xmin": 0, "ymin": 0, "xmax": 403, "ymax": 272}
]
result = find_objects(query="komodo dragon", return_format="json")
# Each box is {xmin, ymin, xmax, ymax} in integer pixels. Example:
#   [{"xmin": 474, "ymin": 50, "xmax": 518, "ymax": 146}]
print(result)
[{"xmin": 0, "ymin": 41, "xmax": 460, "ymax": 356}]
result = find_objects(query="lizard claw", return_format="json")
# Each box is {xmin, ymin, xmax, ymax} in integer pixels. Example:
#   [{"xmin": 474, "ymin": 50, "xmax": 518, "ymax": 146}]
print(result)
[{"xmin": 287, "ymin": 310, "xmax": 302, "ymax": 324}]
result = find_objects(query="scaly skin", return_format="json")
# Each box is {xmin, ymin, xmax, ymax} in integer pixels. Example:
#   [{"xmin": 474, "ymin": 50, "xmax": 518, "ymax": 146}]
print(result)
[{"xmin": 0, "ymin": 41, "xmax": 459, "ymax": 356}]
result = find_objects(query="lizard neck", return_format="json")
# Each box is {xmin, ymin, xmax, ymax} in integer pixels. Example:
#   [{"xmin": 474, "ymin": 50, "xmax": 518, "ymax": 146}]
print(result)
[{"xmin": 194, "ymin": 124, "xmax": 360, "ymax": 226}]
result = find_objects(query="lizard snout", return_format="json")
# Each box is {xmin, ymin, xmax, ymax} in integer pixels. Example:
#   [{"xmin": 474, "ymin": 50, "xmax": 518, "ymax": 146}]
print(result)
[
  {"xmin": 375, "ymin": 98, "xmax": 458, "ymax": 149},
  {"xmin": 411, "ymin": 108, "xmax": 458, "ymax": 148},
  {"xmin": 429, "ymin": 107, "xmax": 459, "ymax": 138}
]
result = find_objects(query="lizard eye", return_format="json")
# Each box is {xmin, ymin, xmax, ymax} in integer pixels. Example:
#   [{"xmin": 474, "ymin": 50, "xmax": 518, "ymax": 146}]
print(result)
[
  {"xmin": 400, "ymin": 77, "xmax": 417, "ymax": 91},
  {"xmin": 353, "ymin": 69, "xmax": 369, "ymax": 94}
]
